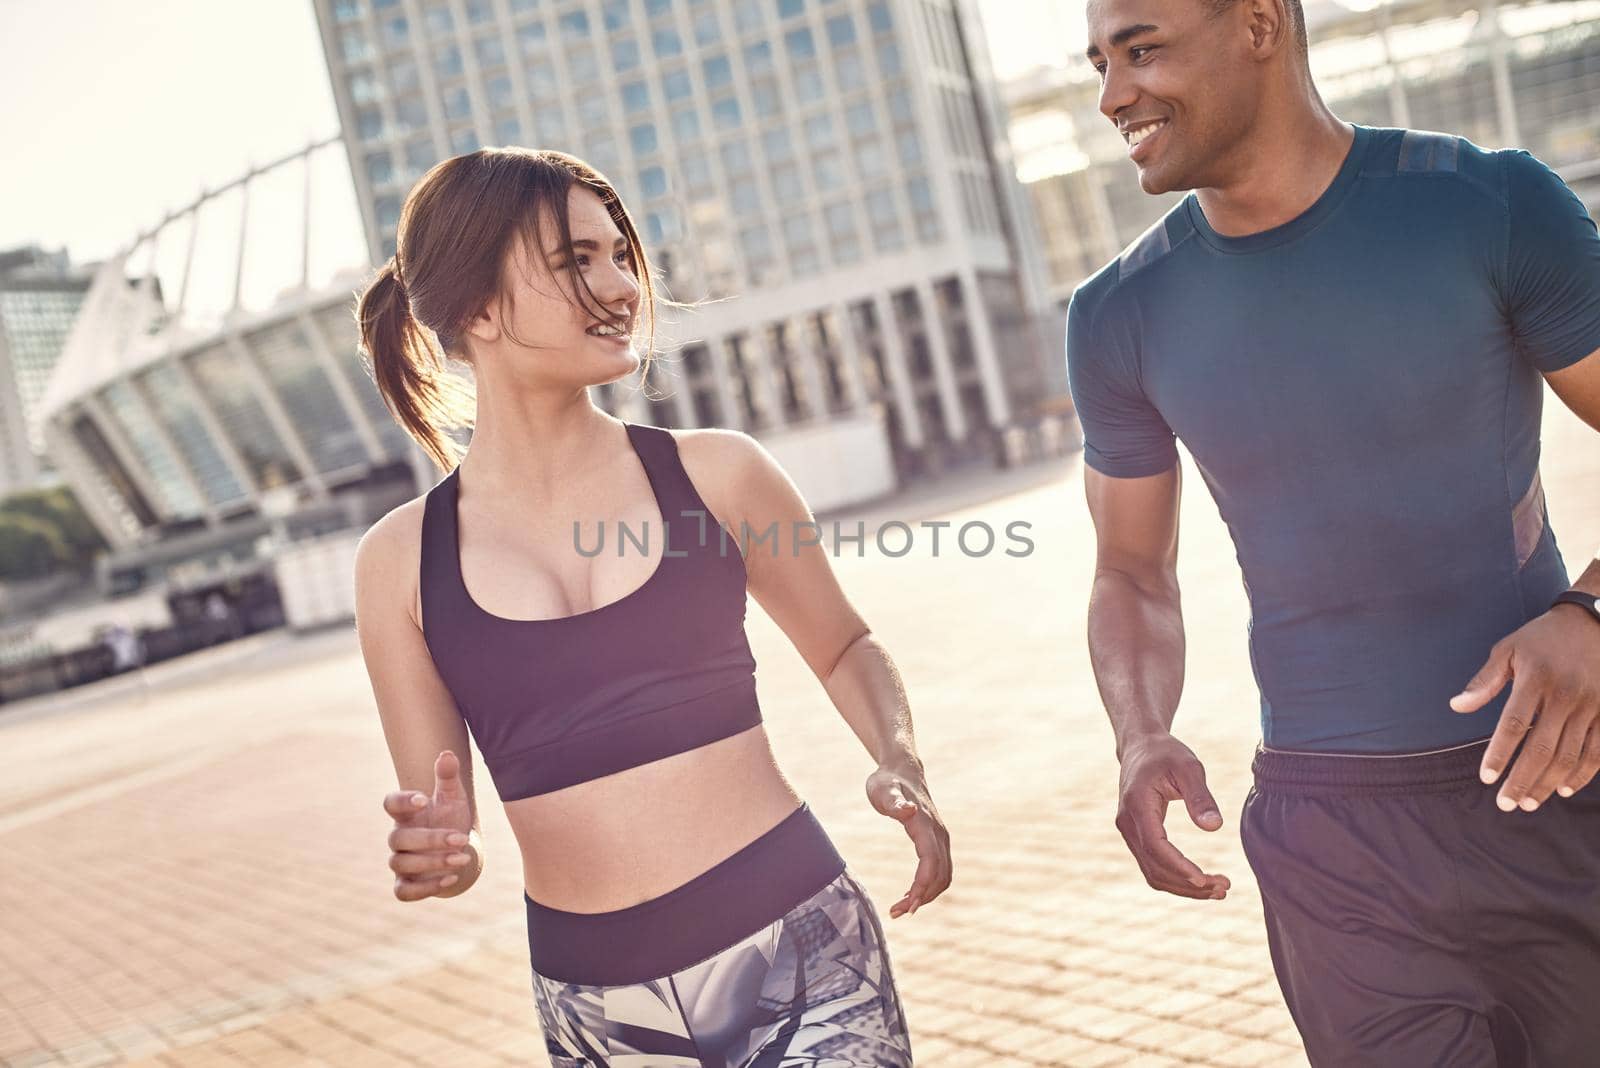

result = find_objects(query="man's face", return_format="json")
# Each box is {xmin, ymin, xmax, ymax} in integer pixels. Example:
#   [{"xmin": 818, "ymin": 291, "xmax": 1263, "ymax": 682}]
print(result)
[{"xmin": 1084, "ymin": 0, "xmax": 1260, "ymax": 194}]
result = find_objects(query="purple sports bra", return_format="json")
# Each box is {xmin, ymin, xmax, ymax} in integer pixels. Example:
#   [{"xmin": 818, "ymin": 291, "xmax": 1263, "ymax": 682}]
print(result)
[{"xmin": 418, "ymin": 421, "xmax": 762, "ymax": 801}]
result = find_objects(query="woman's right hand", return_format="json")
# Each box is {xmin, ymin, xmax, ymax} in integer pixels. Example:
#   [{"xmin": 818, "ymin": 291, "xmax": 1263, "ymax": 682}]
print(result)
[{"xmin": 382, "ymin": 749, "xmax": 478, "ymax": 901}]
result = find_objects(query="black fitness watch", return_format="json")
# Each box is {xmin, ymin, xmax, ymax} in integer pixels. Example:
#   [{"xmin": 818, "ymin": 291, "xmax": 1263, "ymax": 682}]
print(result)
[{"xmin": 1552, "ymin": 589, "xmax": 1600, "ymax": 627}]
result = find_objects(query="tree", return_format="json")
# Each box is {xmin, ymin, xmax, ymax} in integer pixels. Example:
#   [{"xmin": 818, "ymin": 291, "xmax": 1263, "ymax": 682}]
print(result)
[
  {"xmin": 0, "ymin": 485, "xmax": 107, "ymax": 576},
  {"xmin": 0, "ymin": 512, "xmax": 68, "ymax": 580}
]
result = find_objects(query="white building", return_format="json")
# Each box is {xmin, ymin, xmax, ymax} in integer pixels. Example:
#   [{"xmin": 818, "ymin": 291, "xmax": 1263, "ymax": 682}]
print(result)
[
  {"xmin": 312, "ymin": 0, "xmax": 1067, "ymax": 484},
  {"xmin": 0, "ymin": 247, "xmax": 94, "ymax": 494},
  {"xmin": 30, "ymin": 139, "xmax": 419, "ymax": 592},
  {"xmin": 1005, "ymin": 0, "xmax": 1600, "ymax": 308}
]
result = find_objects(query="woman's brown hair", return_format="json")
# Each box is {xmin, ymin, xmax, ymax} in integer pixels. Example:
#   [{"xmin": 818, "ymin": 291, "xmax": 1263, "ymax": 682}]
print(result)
[{"xmin": 355, "ymin": 148, "xmax": 663, "ymax": 472}]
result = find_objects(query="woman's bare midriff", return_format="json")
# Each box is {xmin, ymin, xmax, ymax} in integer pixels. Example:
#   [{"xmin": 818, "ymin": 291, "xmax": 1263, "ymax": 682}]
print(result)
[{"xmin": 503, "ymin": 724, "xmax": 805, "ymax": 913}]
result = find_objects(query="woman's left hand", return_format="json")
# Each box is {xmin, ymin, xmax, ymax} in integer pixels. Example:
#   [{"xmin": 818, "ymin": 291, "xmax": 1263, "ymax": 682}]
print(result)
[{"xmin": 866, "ymin": 762, "xmax": 952, "ymax": 918}]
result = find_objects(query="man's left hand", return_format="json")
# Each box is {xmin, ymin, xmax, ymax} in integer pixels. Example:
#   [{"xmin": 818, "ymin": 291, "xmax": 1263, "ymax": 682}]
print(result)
[{"xmin": 1451, "ymin": 605, "xmax": 1600, "ymax": 810}]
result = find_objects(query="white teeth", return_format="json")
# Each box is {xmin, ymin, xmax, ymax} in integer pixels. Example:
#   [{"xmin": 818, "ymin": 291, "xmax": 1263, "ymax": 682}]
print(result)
[
  {"xmin": 588, "ymin": 325, "xmax": 627, "ymax": 336},
  {"xmin": 1126, "ymin": 121, "xmax": 1166, "ymax": 146}
]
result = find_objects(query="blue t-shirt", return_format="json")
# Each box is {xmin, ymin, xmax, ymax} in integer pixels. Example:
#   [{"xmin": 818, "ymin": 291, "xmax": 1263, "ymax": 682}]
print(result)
[{"xmin": 1066, "ymin": 124, "xmax": 1600, "ymax": 753}]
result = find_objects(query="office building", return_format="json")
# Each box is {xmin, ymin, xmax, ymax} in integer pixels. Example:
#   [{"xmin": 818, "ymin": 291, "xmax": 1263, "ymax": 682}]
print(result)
[{"xmin": 313, "ymin": 0, "xmax": 1067, "ymax": 480}]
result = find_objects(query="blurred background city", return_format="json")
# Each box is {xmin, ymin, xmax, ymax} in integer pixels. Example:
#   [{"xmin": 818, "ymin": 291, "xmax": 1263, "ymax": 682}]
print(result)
[
  {"xmin": 1, "ymin": 1, "xmax": 1597, "ymax": 1066},
  {"xmin": 1, "ymin": 0, "xmax": 1596, "ymax": 693}
]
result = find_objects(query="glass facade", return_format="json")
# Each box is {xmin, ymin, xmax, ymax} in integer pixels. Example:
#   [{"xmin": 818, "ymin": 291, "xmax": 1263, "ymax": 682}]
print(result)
[
  {"xmin": 135, "ymin": 363, "xmax": 249, "ymax": 509},
  {"xmin": 246, "ymin": 324, "xmax": 369, "ymax": 477},
  {"xmin": 186, "ymin": 344, "xmax": 304, "ymax": 490},
  {"xmin": 99, "ymin": 379, "xmax": 205, "ymax": 519}
]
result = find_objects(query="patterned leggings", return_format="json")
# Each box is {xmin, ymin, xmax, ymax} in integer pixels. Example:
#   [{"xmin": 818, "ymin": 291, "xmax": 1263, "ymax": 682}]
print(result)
[{"xmin": 530, "ymin": 870, "xmax": 913, "ymax": 1067}]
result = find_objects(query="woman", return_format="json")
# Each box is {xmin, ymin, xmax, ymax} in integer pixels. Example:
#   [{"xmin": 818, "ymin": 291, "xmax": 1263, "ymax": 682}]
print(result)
[{"xmin": 351, "ymin": 147, "xmax": 950, "ymax": 1066}]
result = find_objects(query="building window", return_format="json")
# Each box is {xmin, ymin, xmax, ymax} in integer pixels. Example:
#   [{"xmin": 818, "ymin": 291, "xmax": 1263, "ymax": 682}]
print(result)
[
  {"xmin": 424, "ymin": 2, "xmax": 452, "ymax": 34},
  {"xmin": 702, "ymin": 54, "xmax": 732, "ymax": 91},
  {"xmin": 720, "ymin": 138, "xmax": 753, "ymax": 176},
  {"xmin": 381, "ymin": 16, "xmax": 409, "ymax": 49},
  {"xmin": 389, "ymin": 57, "xmax": 419, "ymax": 91},
  {"xmin": 834, "ymin": 50, "xmax": 866, "ymax": 91},
  {"xmin": 898, "ymin": 128, "xmax": 923, "ymax": 166},
  {"xmin": 518, "ymin": 22, "xmax": 549, "ymax": 57},
  {"xmin": 846, "ymin": 99, "xmax": 876, "ymax": 136},
  {"xmin": 639, "ymin": 166, "xmax": 668, "ymax": 198},
  {"xmin": 711, "ymin": 96, "xmax": 742, "ymax": 130},
  {"xmin": 404, "ymin": 139, "xmax": 434, "ymax": 176},
  {"xmin": 762, "ymin": 127, "xmax": 794, "ymax": 162},
  {"xmin": 813, "ymin": 150, "xmax": 845, "ymax": 191},
  {"xmin": 672, "ymin": 106, "xmax": 701, "ymax": 141},
  {"xmin": 693, "ymin": 11, "xmax": 720, "ymax": 46},
  {"xmin": 876, "ymin": 38, "xmax": 902, "ymax": 76},
  {"xmin": 340, "ymin": 28, "xmax": 371, "ymax": 63},
  {"xmin": 396, "ymin": 95, "xmax": 428, "ymax": 132},
  {"xmin": 866, "ymin": 188, "xmax": 904, "ymax": 248},
  {"xmin": 612, "ymin": 36, "xmax": 640, "ymax": 71},
  {"xmin": 804, "ymin": 112, "xmax": 836, "ymax": 150},
  {"xmin": 487, "ymin": 74, "xmax": 514, "ymax": 109},
  {"xmin": 784, "ymin": 27, "xmax": 816, "ymax": 60},
  {"xmin": 434, "ymin": 43, "xmax": 464, "ymax": 79},
  {"xmin": 772, "ymin": 162, "xmax": 804, "ymax": 200},
  {"xmin": 730, "ymin": 178, "xmax": 761, "ymax": 213},
  {"xmin": 744, "ymin": 40, "xmax": 773, "ymax": 73},
  {"xmin": 792, "ymin": 65, "xmax": 824, "ymax": 102},
  {"xmin": 826, "ymin": 14, "xmax": 857, "ymax": 46},
  {"xmin": 569, "ymin": 47, "xmax": 600, "ymax": 84},
  {"xmin": 475, "ymin": 34, "xmax": 506, "ymax": 70},
  {"xmin": 751, "ymin": 81, "xmax": 781, "ymax": 118},
  {"xmin": 733, "ymin": 0, "xmax": 765, "ymax": 34},
  {"xmin": 622, "ymin": 80, "xmax": 650, "ymax": 113},
  {"xmin": 356, "ymin": 108, "xmax": 384, "ymax": 140},
  {"xmin": 559, "ymin": 11, "xmax": 591, "ymax": 39},
  {"xmin": 348, "ymin": 70, "xmax": 380, "ymax": 105},
  {"xmin": 653, "ymin": 27, "xmax": 682, "ymax": 58},
  {"xmin": 631, "ymin": 123, "xmax": 659, "ymax": 155},
  {"xmin": 365, "ymin": 150, "xmax": 394, "ymax": 184},
  {"xmin": 739, "ymin": 224, "xmax": 776, "ymax": 269},
  {"xmin": 825, "ymin": 201, "xmax": 861, "ymax": 263},
  {"xmin": 663, "ymin": 68, "xmax": 692, "ymax": 101},
  {"xmin": 601, "ymin": 0, "xmax": 629, "ymax": 31},
  {"xmin": 443, "ymin": 86, "xmax": 472, "ymax": 120}
]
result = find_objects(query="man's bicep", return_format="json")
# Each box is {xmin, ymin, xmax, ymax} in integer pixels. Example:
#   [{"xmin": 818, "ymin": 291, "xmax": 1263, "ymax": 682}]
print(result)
[
  {"xmin": 1084, "ymin": 462, "xmax": 1182, "ymax": 588},
  {"xmin": 1546, "ymin": 345, "xmax": 1600, "ymax": 433},
  {"xmin": 1503, "ymin": 150, "xmax": 1600, "ymax": 375},
  {"xmin": 1065, "ymin": 301, "xmax": 1179, "ymax": 479}
]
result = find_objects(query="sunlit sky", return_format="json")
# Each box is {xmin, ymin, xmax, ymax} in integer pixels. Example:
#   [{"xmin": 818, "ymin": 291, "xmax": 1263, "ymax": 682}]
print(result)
[{"xmin": 0, "ymin": 0, "xmax": 1085, "ymax": 267}]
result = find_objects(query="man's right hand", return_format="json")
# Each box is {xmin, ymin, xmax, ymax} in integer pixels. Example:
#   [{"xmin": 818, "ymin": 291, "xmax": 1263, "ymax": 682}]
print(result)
[
  {"xmin": 1115, "ymin": 733, "xmax": 1230, "ymax": 900},
  {"xmin": 382, "ymin": 749, "xmax": 476, "ymax": 902}
]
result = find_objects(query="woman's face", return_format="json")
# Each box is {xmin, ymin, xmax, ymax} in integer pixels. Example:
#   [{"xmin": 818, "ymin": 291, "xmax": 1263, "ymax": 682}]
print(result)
[{"xmin": 477, "ymin": 184, "xmax": 642, "ymax": 387}]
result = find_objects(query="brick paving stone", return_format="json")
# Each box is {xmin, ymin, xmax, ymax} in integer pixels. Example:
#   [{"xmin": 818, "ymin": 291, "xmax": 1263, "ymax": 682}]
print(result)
[{"xmin": 5, "ymin": 402, "xmax": 1597, "ymax": 1067}]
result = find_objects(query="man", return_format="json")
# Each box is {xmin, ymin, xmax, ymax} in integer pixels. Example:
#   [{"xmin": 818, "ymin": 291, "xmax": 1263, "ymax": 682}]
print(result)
[{"xmin": 1066, "ymin": 0, "xmax": 1600, "ymax": 1061}]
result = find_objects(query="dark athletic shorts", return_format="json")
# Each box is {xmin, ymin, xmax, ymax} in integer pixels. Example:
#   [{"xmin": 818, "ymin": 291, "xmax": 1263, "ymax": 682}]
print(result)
[{"xmin": 1239, "ymin": 737, "xmax": 1600, "ymax": 1068}]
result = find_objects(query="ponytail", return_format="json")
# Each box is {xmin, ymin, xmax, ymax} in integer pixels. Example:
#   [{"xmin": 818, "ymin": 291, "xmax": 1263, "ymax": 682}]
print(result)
[{"xmin": 356, "ymin": 258, "xmax": 476, "ymax": 473}]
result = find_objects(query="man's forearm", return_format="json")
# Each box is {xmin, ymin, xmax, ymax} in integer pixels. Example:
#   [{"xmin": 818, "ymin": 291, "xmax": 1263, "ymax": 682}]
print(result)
[
  {"xmin": 1087, "ymin": 568, "xmax": 1186, "ymax": 761},
  {"xmin": 1569, "ymin": 554, "xmax": 1600, "ymax": 598}
]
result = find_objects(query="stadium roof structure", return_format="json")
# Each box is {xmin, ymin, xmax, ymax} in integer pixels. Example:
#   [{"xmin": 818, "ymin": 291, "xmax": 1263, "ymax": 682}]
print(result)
[{"xmin": 37, "ymin": 135, "xmax": 370, "ymax": 426}]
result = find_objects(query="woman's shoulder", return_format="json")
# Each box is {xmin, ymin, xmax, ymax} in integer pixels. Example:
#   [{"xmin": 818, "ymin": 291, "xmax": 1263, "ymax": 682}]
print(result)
[
  {"xmin": 355, "ymin": 492, "xmax": 430, "ymax": 629},
  {"xmin": 661, "ymin": 426, "xmax": 769, "ymax": 531}
]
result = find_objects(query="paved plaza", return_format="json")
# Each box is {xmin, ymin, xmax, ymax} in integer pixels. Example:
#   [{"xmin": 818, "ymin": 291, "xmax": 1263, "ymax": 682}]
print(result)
[{"xmin": 3, "ymin": 398, "xmax": 1597, "ymax": 1068}]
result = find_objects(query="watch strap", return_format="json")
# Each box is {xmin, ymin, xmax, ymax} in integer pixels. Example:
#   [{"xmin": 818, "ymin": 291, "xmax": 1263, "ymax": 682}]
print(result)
[{"xmin": 1552, "ymin": 589, "xmax": 1600, "ymax": 626}]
